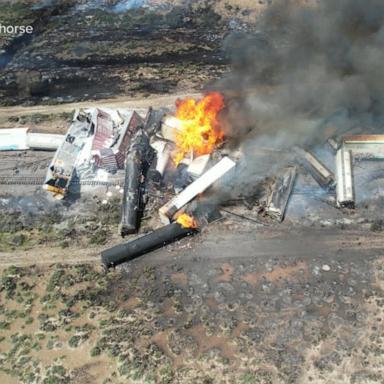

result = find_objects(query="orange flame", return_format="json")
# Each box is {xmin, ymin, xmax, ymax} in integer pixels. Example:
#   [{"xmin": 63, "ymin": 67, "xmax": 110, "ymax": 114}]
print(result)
[
  {"xmin": 176, "ymin": 213, "xmax": 198, "ymax": 229},
  {"xmin": 174, "ymin": 92, "xmax": 225, "ymax": 165}
]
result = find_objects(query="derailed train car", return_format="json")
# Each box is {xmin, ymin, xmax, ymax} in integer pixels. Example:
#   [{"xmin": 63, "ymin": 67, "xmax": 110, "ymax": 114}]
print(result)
[
  {"xmin": 44, "ymin": 108, "xmax": 144, "ymax": 199},
  {"xmin": 44, "ymin": 111, "xmax": 93, "ymax": 199}
]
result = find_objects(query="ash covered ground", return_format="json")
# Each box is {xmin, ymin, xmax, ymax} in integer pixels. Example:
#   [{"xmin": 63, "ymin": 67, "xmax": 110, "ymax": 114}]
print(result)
[{"xmin": 0, "ymin": 0, "xmax": 255, "ymax": 106}]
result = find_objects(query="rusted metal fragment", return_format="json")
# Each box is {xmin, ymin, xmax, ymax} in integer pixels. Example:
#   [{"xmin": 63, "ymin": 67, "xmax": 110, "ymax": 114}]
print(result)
[
  {"xmin": 343, "ymin": 135, "xmax": 384, "ymax": 143},
  {"xmin": 343, "ymin": 135, "xmax": 384, "ymax": 160}
]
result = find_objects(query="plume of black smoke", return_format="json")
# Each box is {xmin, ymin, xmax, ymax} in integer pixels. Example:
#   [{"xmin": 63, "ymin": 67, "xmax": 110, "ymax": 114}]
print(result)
[
  {"xmin": 217, "ymin": 0, "xmax": 384, "ymax": 148},
  {"xmin": 210, "ymin": 0, "xmax": 384, "ymax": 200}
]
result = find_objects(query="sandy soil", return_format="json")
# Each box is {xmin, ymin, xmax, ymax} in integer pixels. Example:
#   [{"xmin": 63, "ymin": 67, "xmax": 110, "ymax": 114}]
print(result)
[
  {"xmin": 0, "ymin": 92, "xmax": 201, "ymax": 129},
  {"xmin": 0, "ymin": 225, "xmax": 383, "ymax": 383}
]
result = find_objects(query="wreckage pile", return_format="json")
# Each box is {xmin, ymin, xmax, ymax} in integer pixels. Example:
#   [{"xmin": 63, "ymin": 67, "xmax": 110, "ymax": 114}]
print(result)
[
  {"xmin": 99, "ymin": 96, "xmax": 384, "ymax": 268},
  {"xmin": 100, "ymin": 92, "xmax": 237, "ymax": 267},
  {"xmin": 43, "ymin": 108, "xmax": 145, "ymax": 198},
  {"xmin": 1, "ymin": 93, "xmax": 383, "ymax": 267},
  {"xmin": 35, "ymin": 92, "xmax": 236, "ymax": 266}
]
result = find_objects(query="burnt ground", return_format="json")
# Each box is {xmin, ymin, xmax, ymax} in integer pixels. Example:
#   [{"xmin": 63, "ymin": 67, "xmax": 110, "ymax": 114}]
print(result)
[{"xmin": 0, "ymin": 0, "xmax": 241, "ymax": 106}]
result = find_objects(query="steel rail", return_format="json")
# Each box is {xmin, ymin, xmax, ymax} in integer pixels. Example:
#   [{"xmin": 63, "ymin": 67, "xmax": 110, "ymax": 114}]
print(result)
[{"xmin": 0, "ymin": 176, "xmax": 124, "ymax": 186}]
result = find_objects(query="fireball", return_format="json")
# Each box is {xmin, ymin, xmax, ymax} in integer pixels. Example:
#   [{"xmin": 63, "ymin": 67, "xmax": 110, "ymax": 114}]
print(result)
[
  {"xmin": 176, "ymin": 213, "xmax": 198, "ymax": 229},
  {"xmin": 173, "ymin": 92, "xmax": 225, "ymax": 165}
]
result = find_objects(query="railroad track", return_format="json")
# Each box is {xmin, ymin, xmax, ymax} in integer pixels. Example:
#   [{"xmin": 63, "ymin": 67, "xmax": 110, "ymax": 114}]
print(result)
[
  {"xmin": 0, "ymin": 176, "xmax": 339, "ymax": 196},
  {"xmin": 0, "ymin": 176, "xmax": 124, "ymax": 186},
  {"xmin": 0, "ymin": 157, "xmax": 53, "ymax": 172}
]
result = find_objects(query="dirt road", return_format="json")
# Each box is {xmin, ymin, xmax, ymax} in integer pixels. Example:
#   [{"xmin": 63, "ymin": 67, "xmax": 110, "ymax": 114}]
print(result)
[
  {"xmin": 0, "ymin": 92, "xmax": 201, "ymax": 125},
  {"xmin": 1, "ymin": 227, "xmax": 382, "ymax": 268}
]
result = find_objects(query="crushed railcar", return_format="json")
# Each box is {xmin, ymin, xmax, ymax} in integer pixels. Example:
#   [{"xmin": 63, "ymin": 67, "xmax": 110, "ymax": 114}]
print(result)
[{"xmin": 44, "ymin": 108, "xmax": 144, "ymax": 199}]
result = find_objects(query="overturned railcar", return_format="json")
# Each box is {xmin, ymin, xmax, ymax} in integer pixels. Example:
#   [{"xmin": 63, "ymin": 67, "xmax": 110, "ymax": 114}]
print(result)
[
  {"xmin": 44, "ymin": 108, "xmax": 144, "ymax": 199},
  {"xmin": 335, "ymin": 147, "xmax": 355, "ymax": 208},
  {"xmin": 44, "ymin": 111, "xmax": 92, "ymax": 199}
]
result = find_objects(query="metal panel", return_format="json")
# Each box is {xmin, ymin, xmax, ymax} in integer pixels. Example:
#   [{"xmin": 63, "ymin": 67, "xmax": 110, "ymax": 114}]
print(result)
[
  {"xmin": 295, "ymin": 148, "xmax": 335, "ymax": 189},
  {"xmin": 159, "ymin": 157, "xmax": 236, "ymax": 224},
  {"xmin": 0, "ymin": 128, "xmax": 29, "ymax": 151},
  {"xmin": 343, "ymin": 135, "xmax": 384, "ymax": 159},
  {"xmin": 92, "ymin": 109, "xmax": 115, "ymax": 151},
  {"xmin": 44, "ymin": 114, "xmax": 92, "ymax": 198},
  {"xmin": 26, "ymin": 133, "xmax": 64, "ymax": 151},
  {"xmin": 336, "ymin": 148, "xmax": 355, "ymax": 208},
  {"xmin": 267, "ymin": 166, "xmax": 297, "ymax": 221},
  {"xmin": 344, "ymin": 135, "xmax": 384, "ymax": 144}
]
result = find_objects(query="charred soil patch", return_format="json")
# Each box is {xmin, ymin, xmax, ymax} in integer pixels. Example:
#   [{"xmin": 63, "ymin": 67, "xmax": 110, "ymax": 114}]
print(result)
[{"xmin": 0, "ymin": 2, "xmax": 231, "ymax": 106}]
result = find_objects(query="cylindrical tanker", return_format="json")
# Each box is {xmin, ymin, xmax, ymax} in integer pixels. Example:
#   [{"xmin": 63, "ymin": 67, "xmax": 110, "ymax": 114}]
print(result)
[
  {"xmin": 102, "ymin": 222, "xmax": 198, "ymax": 268},
  {"xmin": 26, "ymin": 133, "xmax": 65, "ymax": 151}
]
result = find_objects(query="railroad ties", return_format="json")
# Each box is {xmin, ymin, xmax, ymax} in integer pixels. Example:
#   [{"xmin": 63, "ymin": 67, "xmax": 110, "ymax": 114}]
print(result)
[{"xmin": 0, "ymin": 176, "xmax": 124, "ymax": 187}]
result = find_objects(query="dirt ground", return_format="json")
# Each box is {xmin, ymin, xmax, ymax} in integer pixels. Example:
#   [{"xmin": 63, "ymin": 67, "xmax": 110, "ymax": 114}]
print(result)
[
  {"xmin": 0, "ymin": 225, "xmax": 383, "ymax": 384},
  {"xmin": 0, "ymin": 92, "xmax": 201, "ymax": 131}
]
